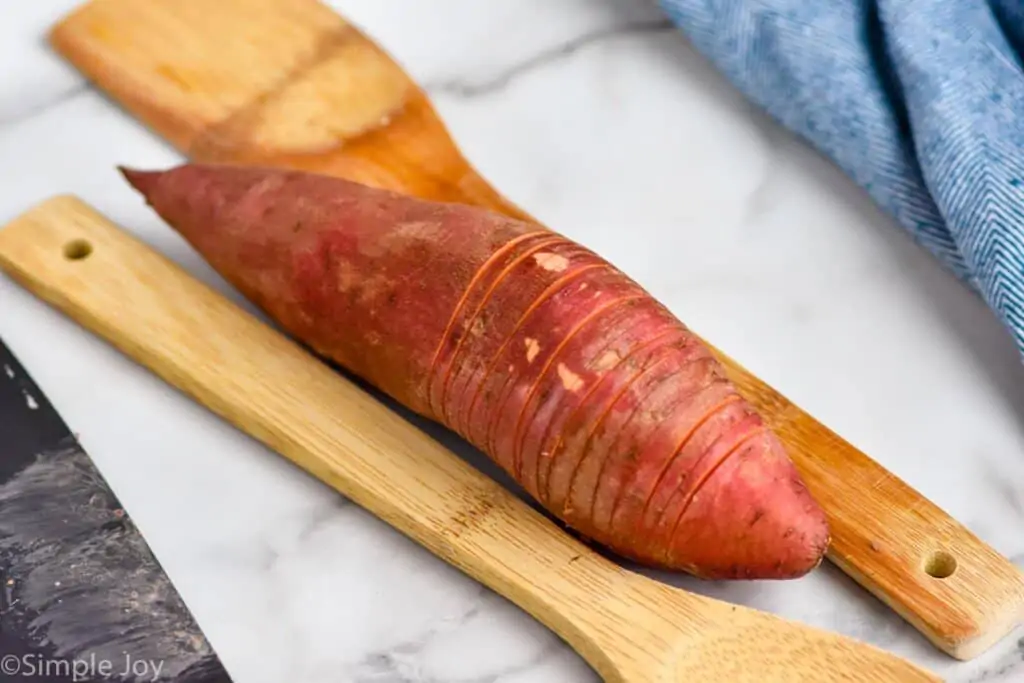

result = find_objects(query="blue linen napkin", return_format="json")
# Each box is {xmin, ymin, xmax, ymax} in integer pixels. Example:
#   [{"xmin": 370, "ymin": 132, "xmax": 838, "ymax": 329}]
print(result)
[{"xmin": 659, "ymin": 0, "xmax": 1024, "ymax": 359}]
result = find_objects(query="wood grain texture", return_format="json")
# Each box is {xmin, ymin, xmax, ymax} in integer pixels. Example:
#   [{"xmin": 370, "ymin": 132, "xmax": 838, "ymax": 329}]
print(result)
[
  {"xmin": 48, "ymin": 0, "xmax": 1024, "ymax": 660},
  {"xmin": 0, "ymin": 195, "xmax": 942, "ymax": 683}
]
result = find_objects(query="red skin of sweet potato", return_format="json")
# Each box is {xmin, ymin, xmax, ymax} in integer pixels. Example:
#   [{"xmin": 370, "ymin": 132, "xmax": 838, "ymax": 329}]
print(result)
[{"xmin": 120, "ymin": 163, "xmax": 830, "ymax": 580}]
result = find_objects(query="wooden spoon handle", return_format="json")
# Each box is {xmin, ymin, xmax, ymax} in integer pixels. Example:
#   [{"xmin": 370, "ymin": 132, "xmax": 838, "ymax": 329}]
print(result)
[
  {"xmin": 0, "ymin": 196, "xmax": 942, "ymax": 682},
  {"xmin": 46, "ymin": 0, "xmax": 1024, "ymax": 660}
]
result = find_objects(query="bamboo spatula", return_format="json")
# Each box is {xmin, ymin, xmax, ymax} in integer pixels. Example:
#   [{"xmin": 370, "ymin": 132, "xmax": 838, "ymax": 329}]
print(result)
[
  {"xmin": 0, "ymin": 195, "xmax": 941, "ymax": 683},
  {"xmin": 47, "ymin": 0, "xmax": 1024, "ymax": 660}
]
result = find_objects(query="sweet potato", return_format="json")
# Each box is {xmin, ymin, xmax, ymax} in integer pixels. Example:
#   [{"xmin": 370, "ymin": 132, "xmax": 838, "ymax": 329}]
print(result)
[{"xmin": 120, "ymin": 163, "xmax": 829, "ymax": 580}]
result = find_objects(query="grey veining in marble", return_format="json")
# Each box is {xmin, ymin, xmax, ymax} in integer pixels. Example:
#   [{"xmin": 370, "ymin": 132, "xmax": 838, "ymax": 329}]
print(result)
[
  {"xmin": 425, "ymin": 18, "xmax": 676, "ymax": 98},
  {"xmin": 0, "ymin": 85, "xmax": 86, "ymax": 127}
]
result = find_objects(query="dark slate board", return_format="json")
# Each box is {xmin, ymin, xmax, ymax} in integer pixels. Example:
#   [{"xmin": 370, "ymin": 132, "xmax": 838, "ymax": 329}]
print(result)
[{"xmin": 0, "ymin": 340, "xmax": 232, "ymax": 683}]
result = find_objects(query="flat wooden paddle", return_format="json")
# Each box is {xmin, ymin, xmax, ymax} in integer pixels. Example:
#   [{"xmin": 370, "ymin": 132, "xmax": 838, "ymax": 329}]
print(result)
[
  {"xmin": 47, "ymin": 0, "xmax": 1024, "ymax": 661},
  {"xmin": 0, "ymin": 195, "xmax": 943, "ymax": 683}
]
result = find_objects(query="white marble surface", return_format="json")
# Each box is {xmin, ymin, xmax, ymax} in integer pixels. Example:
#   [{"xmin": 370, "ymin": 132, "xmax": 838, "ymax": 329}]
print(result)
[{"xmin": 3, "ymin": 1, "xmax": 1024, "ymax": 681}]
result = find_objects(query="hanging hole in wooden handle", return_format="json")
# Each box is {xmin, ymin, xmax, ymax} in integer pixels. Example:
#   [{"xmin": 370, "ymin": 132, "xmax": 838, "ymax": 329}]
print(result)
[
  {"xmin": 63, "ymin": 239, "xmax": 93, "ymax": 261},
  {"xmin": 924, "ymin": 550, "xmax": 958, "ymax": 579}
]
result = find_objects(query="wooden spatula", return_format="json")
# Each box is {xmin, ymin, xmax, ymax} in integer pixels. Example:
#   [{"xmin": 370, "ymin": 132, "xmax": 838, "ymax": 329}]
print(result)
[
  {"xmin": 47, "ymin": 0, "xmax": 1024, "ymax": 661},
  {"xmin": 0, "ymin": 195, "xmax": 943, "ymax": 683}
]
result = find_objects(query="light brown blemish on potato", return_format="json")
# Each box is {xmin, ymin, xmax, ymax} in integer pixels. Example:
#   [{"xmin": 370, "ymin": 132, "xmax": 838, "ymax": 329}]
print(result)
[
  {"xmin": 336, "ymin": 259, "xmax": 357, "ymax": 290},
  {"xmin": 395, "ymin": 220, "xmax": 444, "ymax": 240},
  {"xmin": 533, "ymin": 252, "xmax": 569, "ymax": 272},
  {"xmin": 470, "ymin": 318, "xmax": 485, "ymax": 337},
  {"xmin": 368, "ymin": 221, "xmax": 445, "ymax": 258},
  {"xmin": 335, "ymin": 261, "xmax": 389, "ymax": 303},
  {"xmin": 557, "ymin": 363, "xmax": 584, "ymax": 392},
  {"xmin": 357, "ymin": 274, "xmax": 390, "ymax": 303},
  {"xmin": 525, "ymin": 338, "xmax": 540, "ymax": 363},
  {"xmin": 595, "ymin": 349, "xmax": 620, "ymax": 371},
  {"xmin": 335, "ymin": 266, "xmax": 388, "ymax": 302}
]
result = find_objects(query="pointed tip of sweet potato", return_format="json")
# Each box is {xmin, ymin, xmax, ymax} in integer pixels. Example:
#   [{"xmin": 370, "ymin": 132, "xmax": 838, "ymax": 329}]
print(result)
[{"xmin": 117, "ymin": 165, "xmax": 164, "ymax": 198}]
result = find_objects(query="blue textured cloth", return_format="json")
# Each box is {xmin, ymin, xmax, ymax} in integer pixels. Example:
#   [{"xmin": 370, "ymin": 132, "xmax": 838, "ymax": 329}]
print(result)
[{"xmin": 659, "ymin": 0, "xmax": 1024, "ymax": 359}]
